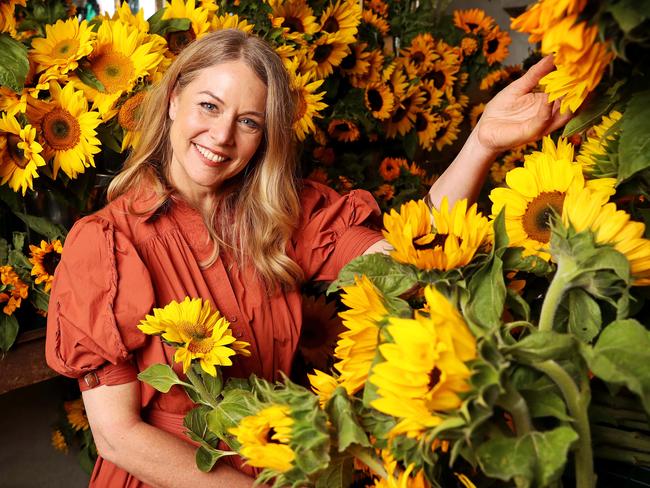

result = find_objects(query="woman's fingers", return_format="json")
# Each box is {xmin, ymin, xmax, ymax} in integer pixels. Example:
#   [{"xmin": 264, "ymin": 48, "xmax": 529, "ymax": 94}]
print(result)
[
  {"xmin": 545, "ymin": 108, "xmax": 574, "ymax": 135},
  {"xmin": 511, "ymin": 55, "xmax": 556, "ymax": 95}
]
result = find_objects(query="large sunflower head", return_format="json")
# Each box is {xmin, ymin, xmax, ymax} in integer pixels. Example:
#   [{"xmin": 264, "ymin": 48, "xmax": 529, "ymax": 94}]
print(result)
[
  {"xmin": 401, "ymin": 33, "xmax": 438, "ymax": 78},
  {"xmin": 0, "ymin": 264, "xmax": 29, "ymax": 315},
  {"xmin": 162, "ymin": 0, "xmax": 211, "ymax": 53},
  {"xmin": 31, "ymin": 81, "xmax": 101, "ymax": 179},
  {"xmin": 482, "ymin": 26, "xmax": 511, "ymax": 65},
  {"xmin": 270, "ymin": 0, "xmax": 319, "ymax": 42},
  {"xmin": 29, "ymin": 18, "xmax": 95, "ymax": 76},
  {"xmin": 489, "ymin": 137, "xmax": 616, "ymax": 260},
  {"xmin": 137, "ymin": 296, "xmax": 250, "ymax": 376},
  {"xmin": 319, "ymin": 0, "xmax": 361, "ymax": 45},
  {"xmin": 435, "ymin": 103, "xmax": 463, "ymax": 151},
  {"xmin": 0, "ymin": 114, "xmax": 46, "ymax": 195},
  {"xmin": 385, "ymin": 86, "xmax": 425, "ymax": 138},
  {"xmin": 339, "ymin": 41, "xmax": 371, "ymax": 77},
  {"xmin": 364, "ymin": 82, "xmax": 395, "ymax": 120},
  {"xmin": 371, "ymin": 285, "xmax": 477, "ymax": 436},
  {"xmin": 228, "ymin": 404, "xmax": 296, "ymax": 473},
  {"xmin": 453, "ymin": 8, "xmax": 494, "ymax": 35},
  {"xmin": 28, "ymin": 239, "xmax": 63, "ymax": 293},
  {"xmin": 414, "ymin": 108, "xmax": 442, "ymax": 151},
  {"xmin": 310, "ymin": 33, "xmax": 350, "ymax": 78},
  {"xmin": 298, "ymin": 294, "xmax": 344, "ymax": 371},
  {"xmin": 383, "ymin": 198, "xmax": 492, "ymax": 271},
  {"xmin": 286, "ymin": 57, "xmax": 327, "ymax": 141},
  {"xmin": 117, "ymin": 89, "xmax": 148, "ymax": 151}
]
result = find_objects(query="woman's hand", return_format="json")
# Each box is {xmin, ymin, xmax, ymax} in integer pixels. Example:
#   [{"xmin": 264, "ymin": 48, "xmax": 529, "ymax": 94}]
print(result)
[{"xmin": 477, "ymin": 55, "xmax": 574, "ymax": 153}]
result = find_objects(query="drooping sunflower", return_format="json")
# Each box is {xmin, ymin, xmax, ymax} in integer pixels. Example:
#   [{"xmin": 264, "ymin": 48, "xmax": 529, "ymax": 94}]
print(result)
[
  {"xmin": 489, "ymin": 137, "xmax": 616, "ymax": 260},
  {"xmin": 385, "ymin": 86, "xmax": 425, "ymax": 138},
  {"xmin": 327, "ymin": 118, "xmax": 360, "ymax": 142},
  {"xmin": 0, "ymin": 114, "xmax": 46, "ymax": 195},
  {"xmin": 576, "ymin": 110, "xmax": 622, "ymax": 174},
  {"xmin": 117, "ymin": 90, "xmax": 148, "ymax": 151},
  {"xmin": 334, "ymin": 275, "xmax": 388, "ymax": 395},
  {"xmin": 0, "ymin": 265, "xmax": 29, "ymax": 315},
  {"xmin": 364, "ymin": 82, "xmax": 395, "ymax": 120},
  {"xmin": 349, "ymin": 48, "xmax": 384, "ymax": 88},
  {"xmin": 379, "ymin": 157, "xmax": 405, "ymax": 182},
  {"xmin": 75, "ymin": 20, "xmax": 165, "ymax": 120},
  {"xmin": 435, "ymin": 104, "xmax": 463, "ymax": 151},
  {"xmin": 310, "ymin": 33, "xmax": 350, "ymax": 78},
  {"xmin": 137, "ymin": 296, "xmax": 250, "ymax": 376},
  {"xmin": 31, "ymin": 81, "xmax": 101, "ymax": 179},
  {"xmin": 362, "ymin": 8, "xmax": 390, "ymax": 36},
  {"xmin": 319, "ymin": 0, "xmax": 361, "ymax": 45},
  {"xmin": 414, "ymin": 109, "xmax": 442, "ymax": 151},
  {"xmin": 28, "ymin": 239, "xmax": 63, "ymax": 293},
  {"xmin": 162, "ymin": 0, "xmax": 211, "ymax": 53},
  {"xmin": 563, "ymin": 188, "xmax": 650, "ymax": 286},
  {"xmin": 402, "ymin": 33, "xmax": 437, "ymax": 78},
  {"xmin": 269, "ymin": 0, "xmax": 319, "ymax": 42},
  {"xmin": 383, "ymin": 198, "xmax": 492, "ymax": 272},
  {"xmin": 453, "ymin": 8, "xmax": 494, "ymax": 35},
  {"xmin": 482, "ymin": 26, "xmax": 511, "ymax": 65},
  {"xmin": 371, "ymin": 286, "xmax": 477, "ymax": 436},
  {"xmin": 339, "ymin": 41, "xmax": 371, "ymax": 77},
  {"xmin": 30, "ymin": 18, "xmax": 95, "ymax": 76},
  {"xmin": 228, "ymin": 405, "xmax": 295, "ymax": 473},
  {"xmin": 64, "ymin": 398, "xmax": 89, "ymax": 431}
]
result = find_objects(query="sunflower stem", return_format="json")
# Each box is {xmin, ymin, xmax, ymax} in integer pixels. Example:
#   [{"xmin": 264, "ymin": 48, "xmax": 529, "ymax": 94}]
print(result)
[
  {"xmin": 185, "ymin": 366, "xmax": 220, "ymax": 409},
  {"xmin": 349, "ymin": 445, "xmax": 389, "ymax": 480},
  {"xmin": 496, "ymin": 383, "xmax": 532, "ymax": 435},
  {"xmin": 538, "ymin": 260, "xmax": 572, "ymax": 332},
  {"xmin": 534, "ymin": 360, "xmax": 595, "ymax": 488}
]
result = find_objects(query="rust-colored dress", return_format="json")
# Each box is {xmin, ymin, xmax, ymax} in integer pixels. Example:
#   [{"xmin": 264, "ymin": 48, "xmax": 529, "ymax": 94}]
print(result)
[{"xmin": 45, "ymin": 180, "xmax": 383, "ymax": 487}]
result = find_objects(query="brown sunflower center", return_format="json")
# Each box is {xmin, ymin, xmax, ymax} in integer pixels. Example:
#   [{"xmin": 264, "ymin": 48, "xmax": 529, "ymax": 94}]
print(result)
[
  {"xmin": 428, "ymin": 366, "xmax": 442, "ymax": 390},
  {"xmin": 42, "ymin": 108, "xmax": 81, "ymax": 150},
  {"xmin": 332, "ymin": 122, "xmax": 350, "ymax": 135},
  {"xmin": 314, "ymin": 43, "xmax": 334, "ymax": 64},
  {"xmin": 367, "ymin": 88, "xmax": 384, "ymax": 111},
  {"xmin": 322, "ymin": 17, "xmax": 339, "ymax": 33},
  {"xmin": 42, "ymin": 250, "xmax": 61, "ymax": 276},
  {"xmin": 187, "ymin": 336, "xmax": 214, "ymax": 354},
  {"xmin": 340, "ymin": 49, "xmax": 356, "ymax": 70},
  {"xmin": 7, "ymin": 134, "xmax": 27, "ymax": 169},
  {"xmin": 390, "ymin": 97, "xmax": 412, "ymax": 123},
  {"xmin": 486, "ymin": 38, "xmax": 499, "ymax": 54},
  {"xmin": 522, "ymin": 191, "xmax": 565, "ymax": 243},
  {"xmin": 53, "ymin": 39, "xmax": 80, "ymax": 58},
  {"xmin": 429, "ymin": 70, "xmax": 446, "ymax": 90},
  {"xmin": 265, "ymin": 426, "xmax": 278, "ymax": 444},
  {"xmin": 118, "ymin": 92, "xmax": 146, "ymax": 131},
  {"xmin": 411, "ymin": 51, "xmax": 425, "ymax": 66},
  {"xmin": 91, "ymin": 51, "xmax": 135, "ymax": 93},
  {"xmin": 466, "ymin": 22, "xmax": 478, "ymax": 31},
  {"xmin": 166, "ymin": 29, "xmax": 196, "ymax": 55},
  {"xmin": 299, "ymin": 320, "xmax": 328, "ymax": 348},
  {"xmin": 415, "ymin": 112, "xmax": 429, "ymax": 132},
  {"xmin": 282, "ymin": 16, "xmax": 305, "ymax": 33}
]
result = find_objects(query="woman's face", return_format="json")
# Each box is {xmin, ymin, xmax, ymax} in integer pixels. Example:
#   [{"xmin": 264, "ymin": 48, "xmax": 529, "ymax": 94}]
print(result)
[{"xmin": 167, "ymin": 60, "xmax": 267, "ymax": 202}]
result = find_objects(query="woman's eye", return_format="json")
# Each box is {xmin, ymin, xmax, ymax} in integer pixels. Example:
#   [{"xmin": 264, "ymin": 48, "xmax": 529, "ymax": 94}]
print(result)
[
  {"xmin": 240, "ymin": 118, "xmax": 260, "ymax": 130},
  {"xmin": 200, "ymin": 102, "xmax": 217, "ymax": 111}
]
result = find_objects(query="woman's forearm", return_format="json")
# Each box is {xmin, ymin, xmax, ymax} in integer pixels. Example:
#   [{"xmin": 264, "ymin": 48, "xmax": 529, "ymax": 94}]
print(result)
[{"xmin": 427, "ymin": 122, "xmax": 498, "ymax": 209}]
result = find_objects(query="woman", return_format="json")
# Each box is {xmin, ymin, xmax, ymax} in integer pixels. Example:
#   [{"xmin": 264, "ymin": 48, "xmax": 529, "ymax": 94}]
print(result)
[{"xmin": 45, "ymin": 29, "xmax": 571, "ymax": 487}]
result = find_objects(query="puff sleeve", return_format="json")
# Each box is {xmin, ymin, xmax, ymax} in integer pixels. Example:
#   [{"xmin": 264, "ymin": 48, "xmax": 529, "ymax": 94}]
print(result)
[
  {"xmin": 45, "ymin": 215, "xmax": 155, "ymax": 391},
  {"xmin": 293, "ymin": 180, "xmax": 383, "ymax": 282}
]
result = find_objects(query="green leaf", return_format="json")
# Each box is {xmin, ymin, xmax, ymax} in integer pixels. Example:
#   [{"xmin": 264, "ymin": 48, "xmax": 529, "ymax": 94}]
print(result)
[
  {"xmin": 193, "ymin": 363, "xmax": 223, "ymax": 398},
  {"xmin": 562, "ymin": 87, "xmax": 619, "ymax": 137},
  {"xmin": 504, "ymin": 331, "xmax": 577, "ymax": 363},
  {"xmin": 314, "ymin": 456, "xmax": 354, "ymax": 488},
  {"xmin": 12, "ymin": 232, "xmax": 25, "ymax": 251},
  {"xmin": 566, "ymin": 288, "xmax": 601, "ymax": 343},
  {"xmin": 492, "ymin": 208, "xmax": 509, "ymax": 255},
  {"xmin": 520, "ymin": 390, "xmax": 571, "ymax": 421},
  {"xmin": 403, "ymin": 129, "xmax": 418, "ymax": 160},
  {"xmin": 326, "ymin": 387, "xmax": 370, "ymax": 452},
  {"xmin": 618, "ymin": 91, "xmax": 650, "ymax": 183},
  {"xmin": 606, "ymin": 0, "xmax": 650, "ymax": 33},
  {"xmin": 583, "ymin": 319, "xmax": 650, "ymax": 414},
  {"xmin": 8, "ymin": 249, "xmax": 31, "ymax": 270},
  {"xmin": 14, "ymin": 212, "xmax": 67, "ymax": 240},
  {"xmin": 476, "ymin": 426, "xmax": 578, "ymax": 488},
  {"xmin": 75, "ymin": 66, "xmax": 106, "ymax": 93},
  {"xmin": 502, "ymin": 247, "xmax": 552, "ymax": 276},
  {"xmin": 136, "ymin": 364, "xmax": 192, "ymax": 393},
  {"xmin": 462, "ymin": 255, "xmax": 506, "ymax": 335},
  {"xmin": 195, "ymin": 445, "xmax": 236, "ymax": 472},
  {"xmin": 29, "ymin": 286, "xmax": 50, "ymax": 313},
  {"xmin": 328, "ymin": 253, "xmax": 418, "ymax": 299},
  {"xmin": 149, "ymin": 17, "xmax": 191, "ymax": 36},
  {"xmin": 0, "ymin": 314, "xmax": 19, "ymax": 353},
  {"xmin": 206, "ymin": 388, "xmax": 258, "ymax": 440},
  {"xmin": 0, "ymin": 34, "xmax": 28, "ymax": 92}
]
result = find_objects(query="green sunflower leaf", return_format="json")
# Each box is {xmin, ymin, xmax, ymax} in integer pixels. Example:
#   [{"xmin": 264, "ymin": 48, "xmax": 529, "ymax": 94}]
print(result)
[
  {"xmin": 520, "ymin": 389, "xmax": 572, "ymax": 421},
  {"xmin": 566, "ymin": 288, "xmax": 602, "ymax": 343},
  {"xmin": 29, "ymin": 286, "xmax": 50, "ymax": 313},
  {"xmin": 206, "ymin": 387, "xmax": 258, "ymax": 442},
  {"xmin": 136, "ymin": 364, "xmax": 192, "ymax": 393},
  {"xmin": 503, "ymin": 331, "xmax": 577, "ymax": 363},
  {"xmin": 582, "ymin": 319, "xmax": 650, "ymax": 414},
  {"xmin": 618, "ymin": 90, "xmax": 650, "ymax": 183},
  {"xmin": 461, "ymin": 254, "xmax": 505, "ymax": 336},
  {"xmin": 75, "ymin": 66, "xmax": 106, "ymax": 93},
  {"xmin": 14, "ymin": 212, "xmax": 67, "ymax": 241},
  {"xmin": 195, "ymin": 445, "xmax": 236, "ymax": 472},
  {"xmin": 0, "ymin": 314, "xmax": 19, "ymax": 353},
  {"xmin": 562, "ymin": 81, "xmax": 623, "ymax": 137},
  {"xmin": 606, "ymin": 0, "xmax": 650, "ymax": 33},
  {"xmin": 326, "ymin": 387, "xmax": 371, "ymax": 452},
  {"xmin": 314, "ymin": 455, "xmax": 354, "ymax": 488},
  {"xmin": 502, "ymin": 247, "xmax": 552, "ymax": 276},
  {"xmin": 476, "ymin": 426, "xmax": 578, "ymax": 488},
  {"xmin": 0, "ymin": 34, "xmax": 28, "ymax": 93}
]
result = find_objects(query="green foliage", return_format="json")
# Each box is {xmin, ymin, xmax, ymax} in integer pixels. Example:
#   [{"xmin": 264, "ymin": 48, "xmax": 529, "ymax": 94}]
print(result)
[
  {"xmin": 136, "ymin": 364, "xmax": 193, "ymax": 393},
  {"xmin": 618, "ymin": 91, "xmax": 650, "ymax": 183},
  {"xmin": 326, "ymin": 387, "xmax": 371, "ymax": 452},
  {"xmin": 0, "ymin": 314, "xmax": 19, "ymax": 353},
  {"xmin": 0, "ymin": 34, "xmax": 28, "ymax": 92}
]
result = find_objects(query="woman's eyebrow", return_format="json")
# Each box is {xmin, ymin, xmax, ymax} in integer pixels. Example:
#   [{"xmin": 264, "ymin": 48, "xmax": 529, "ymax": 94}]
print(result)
[{"xmin": 199, "ymin": 90, "xmax": 265, "ymax": 118}]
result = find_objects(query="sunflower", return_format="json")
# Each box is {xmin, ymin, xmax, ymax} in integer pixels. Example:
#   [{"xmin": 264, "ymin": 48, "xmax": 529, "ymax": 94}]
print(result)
[
  {"xmin": 415, "ymin": 109, "xmax": 442, "ymax": 151},
  {"xmin": 287, "ymin": 58, "xmax": 327, "ymax": 141},
  {"xmin": 0, "ymin": 87, "xmax": 25, "ymax": 117},
  {"xmin": 51, "ymin": 429, "xmax": 68, "ymax": 454},
  {"xmin": 374, "ymin": 183, "xmax": 395, "ymax": 202},
  {"xmin": 308, "ymin": 369, "xmax": 339, "ymax": 407},
  {"xmin": 576, "ymin": 110, "xmax": 622, "ymax": 174},
  {"xmin": 30, "ymin": 18, "xmax": 95, "ymax": 76},
  {"xmin": 269, "ymin": 0, "xmax": 319, "ymax": 41},
  {"xmin": 310, "ymin": 34, "xmax": 350, "ymax": 78},
  {"xmin": 349, "ymin": 48, "xmax": 384, "ymax": 88},
  {"xmin": 334, "ymin": 275, "xmax": 387, "ymax": 395},
  {"xmin": 469, "ymin": 103, "xmax": 485, "ymax": 128},
  {"xmin": 31, "ymin": 82, "xmax": 101, "ymax": 179},
  {"xmin": 75, "ymin": 20, "xmax": 165, "ymax": 120},
  {"xmin": 453, "ymin": 8, "xmax": 494, "ymax": 35},
  {"xmin": 366, "ymin": 0, "xmax": 389, "ymax": 17},
  {"xmin": 373, "ymin": 462, "xmax": 429, "ymax": 488},
  {"xmin": 362, "ymin": 8, "xmax": 390, "ymax": 36},
  {"xmin": 480, "ymin": 67, "xmax": 509, "ymax": 91},
  {"xmin": 563, "ymin": 188, "xmax": 650, "ymax": 285},
  {"xmin": 162, "ymin": 0, "xmax": 211, "ymax": 54},
  {"xmin": 28, "ymin": 239, "xmax": 63, "ymax": 293},
  {"xmin": 385, "ymin": 86, "xmax": 425, "ymax": 138},
  {"xmin": 432, "ymin": 39, "xmax": 462, "ymax": 72},
  {"xmin": 0, "ymin": 0, "xmax": 25, "ymax": 36},
  {"xmin": 483, "ymin": 26, "xmax": 511, "ymax": 65},
  {"xmin": 489, "ymin": 137, "xmax": 616, "ymax": 260},
  {"xmin": 371, "ymin": 286, "xmax": 477, "ymax": 436},
  {"xmin": 0, "ymin": 114, "xmax": 46, "ymax": 195},
  {"xmin": 0, "ymin": 265, "xmax": 29, "ymax": 315},
  {"xmin": 423, "ymin": 60, "xmax": 457, "ymax": 95},
  {"xmin": 211, "ymin": 13, "xmax": 255, "ymax": 33},
  {"xmin": 117, "ymin": 90, "xmax": 148, "ymax": 151},
  {"xmin": 402, "ymin": 33, "xmax": 437, "ymax": 78},
  {"xmin": 228, "ymin": 405, "xmax": 295, "ymax": 473},
  {"xmin": 339, "ymin": 41, "xmax": 371, "ymax": 77},
  {"xmin": 319, "ymin": 0, "xmax": 361, "ymax": 45},
  {"xmin": 137, "ymin": 296, "xmax": 250, "ymax": 376},
  {"xmin": 105, "ymin": 1, "xmax": 150, "ymax": 32},
  {"xmin": 64, "ymin": 398, "xmax": 89, "ymax": 431},
  {"xmin": 460, "ymin": 37, "xmax": 478, "ymax": 57},
  {"xmin": 419, "ymin": 79, "xmax": 443, "ymax": 109},
  {"xmin": 328, "ymin": 118, "xmax": 360, "ymax": 142},
  {"xmin": 435, "ymin": 104, "xmax": 463, "ymax": 151},
  {"xmin": 383, "ymin": 198, "xmax": 491, "ymax": 272},
  {"xmin": 379, "ymin": 157, "xmax": 405, "ymax": 182},
  {"xmin": 299, "ymin": 294, "xmax": 343, "ymax": 370},
  {"xmin": 364, "ymin": 82, "xmax": 395, "ymax": 120}
]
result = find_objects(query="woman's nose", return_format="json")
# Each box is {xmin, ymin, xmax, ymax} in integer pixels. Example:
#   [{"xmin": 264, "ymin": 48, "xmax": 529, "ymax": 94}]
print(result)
[{"xmin": 209, "ymin": 116, "xmax": 235, "ymax": 145}]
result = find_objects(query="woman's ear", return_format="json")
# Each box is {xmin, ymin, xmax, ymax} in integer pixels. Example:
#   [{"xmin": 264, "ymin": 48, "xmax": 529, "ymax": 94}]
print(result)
[{"xmin": 168, "ymin": 88, "xmax": 179, "ymax": 121}]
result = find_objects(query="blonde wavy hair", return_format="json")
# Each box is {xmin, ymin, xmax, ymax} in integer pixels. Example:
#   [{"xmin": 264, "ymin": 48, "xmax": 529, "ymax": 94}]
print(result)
[{"xmin": 108, "ymin": 29, "xmax": 303, "ymax": 289}]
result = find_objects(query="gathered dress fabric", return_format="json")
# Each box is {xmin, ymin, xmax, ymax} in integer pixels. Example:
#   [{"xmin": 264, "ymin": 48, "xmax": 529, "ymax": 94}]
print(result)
[{"xmin": 44, "ymin": 179, "xmax": 383, "ymax": 487}]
